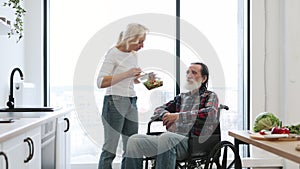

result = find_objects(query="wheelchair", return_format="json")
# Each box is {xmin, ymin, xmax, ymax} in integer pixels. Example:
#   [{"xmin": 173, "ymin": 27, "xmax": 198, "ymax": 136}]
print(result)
[{"xmin": 144, "ymin": 104, "xmax": 242, "ymax": 169}]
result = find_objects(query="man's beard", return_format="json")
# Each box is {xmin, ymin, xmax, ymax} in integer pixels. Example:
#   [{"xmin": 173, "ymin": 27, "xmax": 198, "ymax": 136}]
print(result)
[{"xmin": 184, "ymin": 79, "xmax": 202, "ymax": 91}]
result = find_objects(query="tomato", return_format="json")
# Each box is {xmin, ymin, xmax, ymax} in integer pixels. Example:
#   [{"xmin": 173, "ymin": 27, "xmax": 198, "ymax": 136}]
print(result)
[
  {"xmin": 150, "ymin": 80, "xmax": 156, "ymax": 84},
  {"xmin": 282, "ymin": 128, "xmax": 290, "ymax": 134},
  {"xmin": 259, "ymin": 129, "xmax": 267, "ymax": 135},
  {"xmin": 271, "ymin": 127, "xmax": 290, "ymax": 134}
]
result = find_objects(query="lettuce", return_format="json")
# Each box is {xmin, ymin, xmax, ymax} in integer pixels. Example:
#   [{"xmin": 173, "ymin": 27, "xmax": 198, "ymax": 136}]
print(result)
[
  {"xmin": 253, "ymin": 112, "xmax": 280, "ymax": 132},
  {"xmin": 143, "ymin": 79, "xmax": 163, "ymax": 90}
]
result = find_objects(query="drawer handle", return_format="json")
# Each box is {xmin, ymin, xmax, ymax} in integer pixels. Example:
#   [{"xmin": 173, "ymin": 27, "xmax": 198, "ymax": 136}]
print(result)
[
  {"xmin": 0, "ymin": 152, "xmax": 8, "ymax": 169},
  {"xmin": 24, "ymin": 138, "xmax": 31, "ymax": 163},
  {"xmin": 24, "ymin": 137, "xmax": 34, "ymax": 163},
  {"xmin": 64, "ymin": 117, "xmax": 70, "ymax": 132},
  {"xmin": 28, "ymin": 137, "xmax": 34, "ymax": 161}
]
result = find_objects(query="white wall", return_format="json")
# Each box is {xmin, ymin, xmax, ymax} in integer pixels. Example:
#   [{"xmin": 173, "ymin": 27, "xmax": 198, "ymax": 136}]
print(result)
[
  {"xmin": 0, "ymin": 0, "xmax": 43, "ymax": 108},
  {"xmin": 24, "ymin": 0, "xmax": 44, "ymax": 106},
  {"xmin": 252, "ymin": 0, "xmax": 300, "ymax": 168},
  {"xmin": 0, "ymin": 0, "xmax": 25, "ymax": 107},
  {"xmin": 282, "ymin": 0, "xmax": 300, "ymax": 125}
]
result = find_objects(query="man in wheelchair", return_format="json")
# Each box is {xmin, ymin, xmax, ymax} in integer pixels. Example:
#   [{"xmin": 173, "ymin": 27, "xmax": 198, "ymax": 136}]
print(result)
[{"xmin": 124, "ymin": 62, "xmax": 219, "ymax": 169}]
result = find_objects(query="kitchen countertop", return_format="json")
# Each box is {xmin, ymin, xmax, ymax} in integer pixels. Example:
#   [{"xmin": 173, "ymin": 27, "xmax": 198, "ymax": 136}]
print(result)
[
  {"xmin": 0, "ymin": 108, "xmax": 73, "ymax": 142},
  {"xmin": 229, "ymin": 130, "xmax": 300, "ymax": 164}
]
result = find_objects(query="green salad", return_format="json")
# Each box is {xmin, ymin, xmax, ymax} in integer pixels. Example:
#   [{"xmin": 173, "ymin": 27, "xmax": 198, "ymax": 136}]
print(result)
[{"xmin": 143, "ymin": 79, "xmax": 163, "ymax": 90}]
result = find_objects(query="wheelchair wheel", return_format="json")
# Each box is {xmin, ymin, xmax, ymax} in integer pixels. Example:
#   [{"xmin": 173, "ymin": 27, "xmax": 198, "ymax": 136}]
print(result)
[{"xmin": 204, "ymin": 141, "xmax": 242, "ymax": 169}]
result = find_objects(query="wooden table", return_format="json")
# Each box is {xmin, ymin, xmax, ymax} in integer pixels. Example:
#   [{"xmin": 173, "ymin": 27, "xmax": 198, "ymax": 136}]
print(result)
[{"xmin": 228, "ymin": 130, "xmax": 300, "ymax": 164}]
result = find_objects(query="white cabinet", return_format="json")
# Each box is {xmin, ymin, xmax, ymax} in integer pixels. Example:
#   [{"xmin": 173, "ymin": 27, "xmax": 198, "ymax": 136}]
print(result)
[
  {"xmin": 26, "ymin": 127, "xmax": 41, "ymax": 169},
  {"xmin": 56, "ymin": 112, "xmax": 71, "ymax": 169},
  {"xmin": 0, "ymin": 145, "xmax": 9, "ymax": 169},
  {"xmin": 0, "ymin": 127, "xmax": 41, "ymax": 169}
]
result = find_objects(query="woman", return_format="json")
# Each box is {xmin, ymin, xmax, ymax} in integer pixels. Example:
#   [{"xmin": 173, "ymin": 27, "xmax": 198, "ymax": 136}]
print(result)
[{"xmin": 97, "ymin": 23, "xmax": 149, "ymax": 169}]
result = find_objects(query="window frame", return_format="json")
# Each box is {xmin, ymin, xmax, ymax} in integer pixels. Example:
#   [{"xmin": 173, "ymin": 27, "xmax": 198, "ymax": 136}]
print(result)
[{"xmin": 44, "ymin": 0, "xmax": 251, "ymax": 159}]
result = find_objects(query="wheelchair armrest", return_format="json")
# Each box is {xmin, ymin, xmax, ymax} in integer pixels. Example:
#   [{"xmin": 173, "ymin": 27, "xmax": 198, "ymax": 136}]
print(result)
[{"xmin": 147, "ymin": 118, "xmax": 164, "ymax": 135}]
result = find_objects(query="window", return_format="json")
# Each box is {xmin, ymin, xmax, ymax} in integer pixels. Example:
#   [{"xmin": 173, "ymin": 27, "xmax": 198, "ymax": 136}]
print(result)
[
  {"xmin": 48, "ymin": 0, "xmax": 248, "ymax": 166},
  {"xmin": 180, "ymin": 0, "xmax": 248, "ymax": 143}
]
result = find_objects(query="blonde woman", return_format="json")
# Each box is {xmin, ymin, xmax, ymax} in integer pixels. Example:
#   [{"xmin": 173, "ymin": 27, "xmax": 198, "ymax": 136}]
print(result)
[{"xmin": 97, "ymin": 23, "xmax": 149, "ymax": 169}]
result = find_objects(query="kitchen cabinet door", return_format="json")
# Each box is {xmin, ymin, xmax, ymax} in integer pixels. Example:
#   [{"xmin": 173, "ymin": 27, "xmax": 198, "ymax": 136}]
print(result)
[
  {"xmin": 0, "ymin": 141, "xmax": 9, "ymax": 169},
  {"xmin": 25, "ymin": 127, "xmax": 41, "ymax": 169},
  {"xmin": 2, "ymin": 134, "xmax": 26, "ymax": 169},
  {"xmin": 1, "ymin": 126, "xmax": 41, "ymax": 169},
  {"xmin": 56, "ymin": 112, "xmax": 71, "ymax": 169}
]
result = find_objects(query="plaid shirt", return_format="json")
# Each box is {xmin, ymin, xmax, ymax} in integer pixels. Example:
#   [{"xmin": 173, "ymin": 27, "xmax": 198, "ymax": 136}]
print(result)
[{"xmin": 153, "ymin": 87, "xmax": 219, "ymax": 136}]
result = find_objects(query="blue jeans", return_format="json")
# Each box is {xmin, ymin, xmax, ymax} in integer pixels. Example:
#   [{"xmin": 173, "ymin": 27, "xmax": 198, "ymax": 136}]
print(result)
[
  {"xmin": 98, "ymin": 95, "xmax": 138, "ymax": 169},
  {"xmin": 124, "ymin": 132, "xmax": 189, "ymax": 169}
]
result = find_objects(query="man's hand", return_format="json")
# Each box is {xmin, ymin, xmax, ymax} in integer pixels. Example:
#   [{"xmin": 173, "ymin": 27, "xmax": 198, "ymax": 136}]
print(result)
[{"xmin": 162, "ymin": 113, "xmax": 179, "ymax": 129}]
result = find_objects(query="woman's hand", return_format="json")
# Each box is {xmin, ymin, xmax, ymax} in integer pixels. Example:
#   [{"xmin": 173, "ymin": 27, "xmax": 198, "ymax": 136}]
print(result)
[
  {"xmin": 100, "ymin": 67, "xmax": 142, "ymax": 88},
  {"xmin": 126, "ymin": 67, "xmax": 142, "ymax": 78}
]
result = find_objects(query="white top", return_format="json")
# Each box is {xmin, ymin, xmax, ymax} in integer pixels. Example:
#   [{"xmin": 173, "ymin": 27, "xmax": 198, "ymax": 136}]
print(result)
[{"xmin": 97, "ymin": 47, "xmax": 138, "ymax": 97}]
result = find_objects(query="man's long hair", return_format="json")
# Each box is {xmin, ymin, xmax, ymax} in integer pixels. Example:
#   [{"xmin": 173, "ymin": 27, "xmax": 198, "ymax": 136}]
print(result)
[{"xmin": 191, "ymin": 62, "xmax": 209, "ymax": 89}]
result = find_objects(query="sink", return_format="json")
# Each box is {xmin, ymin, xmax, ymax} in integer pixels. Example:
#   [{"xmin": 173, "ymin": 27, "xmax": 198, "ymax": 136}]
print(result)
[
  {"xmin": 0, "ymin": 107, "xmax": 62, "ymax": 121},
  {"xmin": 0, "ymin": 111, "xmax": 51, "ymax": 119},
  {"xmin": 0, "ymin": 107, "xmax": 60, "ymax": 112}
]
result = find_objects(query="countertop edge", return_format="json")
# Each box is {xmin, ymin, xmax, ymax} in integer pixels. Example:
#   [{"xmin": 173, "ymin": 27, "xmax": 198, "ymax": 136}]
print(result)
[{"xmin": 0, "ymin": 108, "xmax": 73, "ymax": 142}]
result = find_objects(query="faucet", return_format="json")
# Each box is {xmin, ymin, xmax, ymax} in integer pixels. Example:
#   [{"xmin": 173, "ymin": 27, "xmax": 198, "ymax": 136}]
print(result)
[{"xmin": 6, "ymin": 68, "xmax": 24, "ymax": 109}]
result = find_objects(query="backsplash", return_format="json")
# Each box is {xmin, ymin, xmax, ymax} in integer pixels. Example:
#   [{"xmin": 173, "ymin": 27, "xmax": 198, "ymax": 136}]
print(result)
[
  {"xmin": 0, "ymin": 0, "xmax": 24, "ymax": 107},
  {"xmin": 0, "ymin": 38, "xmax": 24, "ymax": 108}
]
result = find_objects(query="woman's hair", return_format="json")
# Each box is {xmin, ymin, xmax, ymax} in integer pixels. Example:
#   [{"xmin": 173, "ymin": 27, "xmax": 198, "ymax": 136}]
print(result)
[
  {"xmin": 117, "ymin": 23, "xmax": 149, "ymax": 50},
  {"xmin": 191, "ymin": 62, "xmax": 209, "ymax": 89}
]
